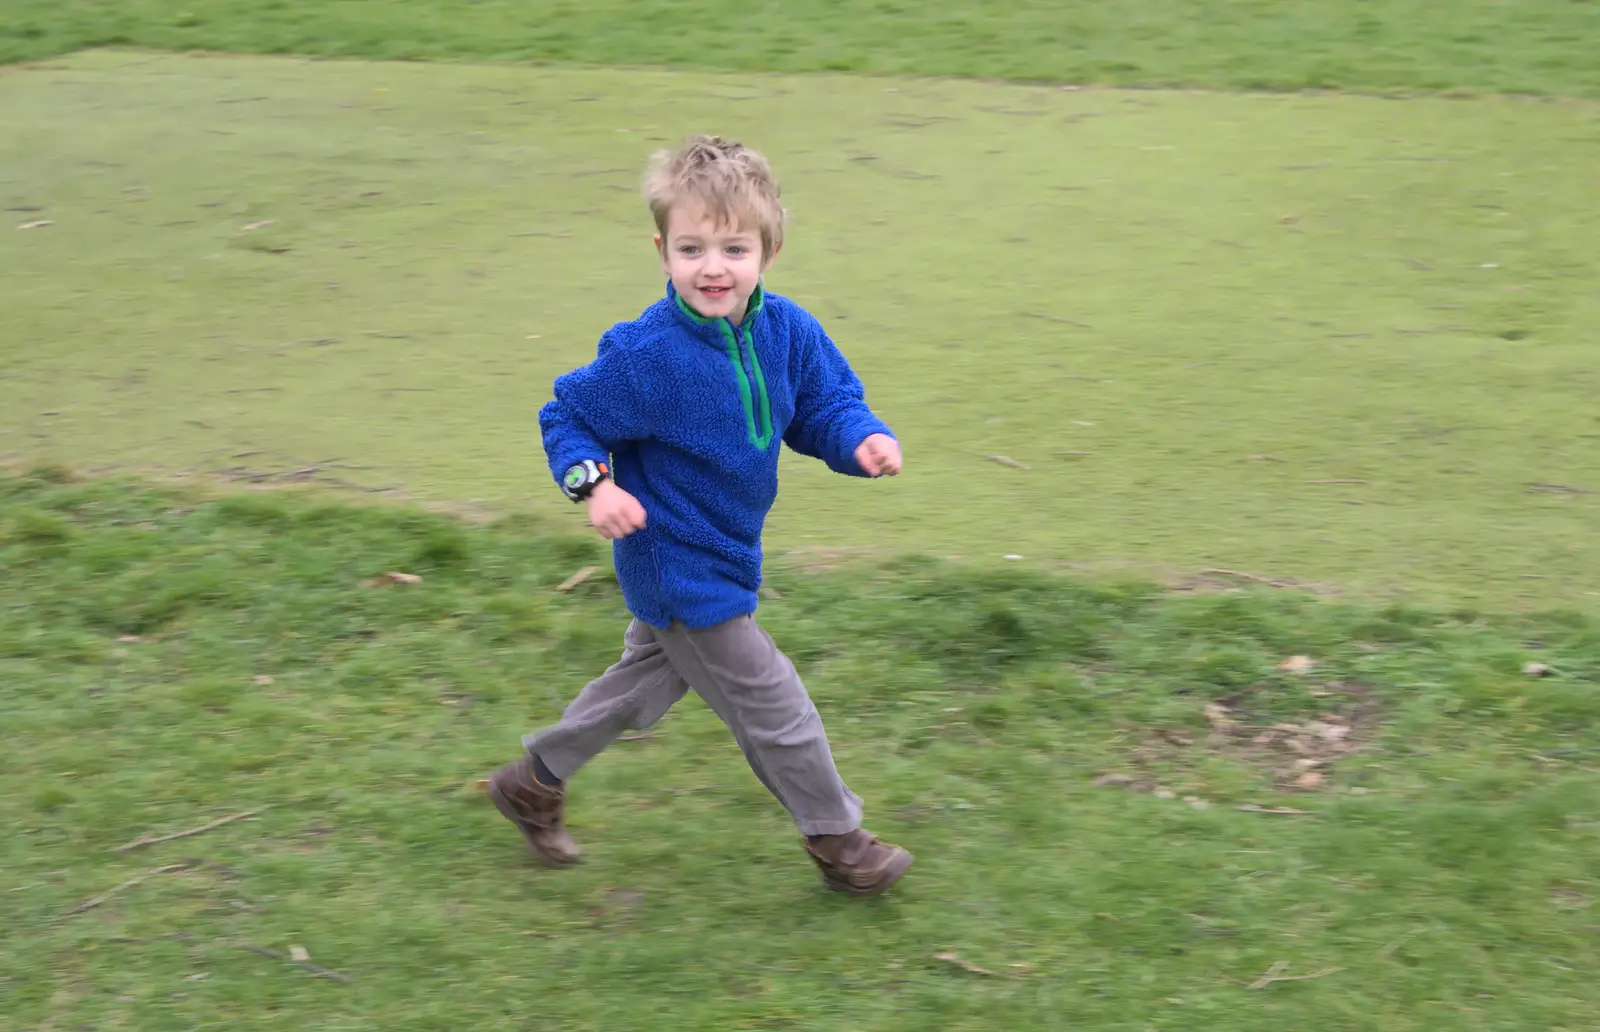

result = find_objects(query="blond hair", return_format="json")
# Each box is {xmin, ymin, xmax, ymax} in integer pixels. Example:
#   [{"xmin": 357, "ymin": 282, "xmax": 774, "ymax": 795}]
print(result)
[{"xmin": 644, "ymin": 135, "xmax": 785, "ymax": 260}]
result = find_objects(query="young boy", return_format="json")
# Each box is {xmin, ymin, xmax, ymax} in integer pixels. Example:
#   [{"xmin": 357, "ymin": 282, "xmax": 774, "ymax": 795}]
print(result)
[{"xmin": 484, "ymin": 135, "xmax": 913, "ymax": 898}]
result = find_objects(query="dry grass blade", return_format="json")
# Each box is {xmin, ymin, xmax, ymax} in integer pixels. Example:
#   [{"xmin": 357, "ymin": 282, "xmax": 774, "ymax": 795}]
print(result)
[
  {"xmin": 112, "ymin": 810, "xmax": 262, "ymax": 853},
  {"xmin": 1238, "ymin": 804, "xmax": 1315, "ymax": 815},
  {"xmin": 361, "ymin": 571, "xmax": 422, "ymax": 587},
  {"xmin": 556, "ymin": 566, "xmax": 598, "ymax": 593},
  {"xmin": 932, "ymin": 952, "xmax": 1003, "ymax": 977},
  {"xmin": 1277, "ymin": 654, "xmax": 1317, "ymax": 675},
  {"xmin": 985, "ymin": 455, "xmax": 1029, "ymax": 470}
]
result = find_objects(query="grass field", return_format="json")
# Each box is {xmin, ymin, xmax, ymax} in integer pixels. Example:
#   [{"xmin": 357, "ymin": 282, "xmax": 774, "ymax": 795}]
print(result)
[
  {"xmin": 3, "ymin": 0, "xmax": 1600, "ymax": 97},
  {"xmin": 4, "ymin": 473, "xmax": 1598, "ymax": 1031},
  {"xmin": 5, "ymin": 4, "xmax": 1600, "ymax": 1030},
  {"xmin": 4, "ymin": 51, "xmax": 1598, "ymax": 610}
]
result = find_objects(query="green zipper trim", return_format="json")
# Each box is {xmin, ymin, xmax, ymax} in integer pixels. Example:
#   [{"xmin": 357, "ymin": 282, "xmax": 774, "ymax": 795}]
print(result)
[
  {"xmin": 741, "ymin": 323, "xmax": 773, "ymax": 448},
  {"xmin": 674, "ymin": 285, "xmax": 773, "ymax": 450},
  {"xmin": 725, "ymin": 321, "xmax": 773, "ymax": 449}
]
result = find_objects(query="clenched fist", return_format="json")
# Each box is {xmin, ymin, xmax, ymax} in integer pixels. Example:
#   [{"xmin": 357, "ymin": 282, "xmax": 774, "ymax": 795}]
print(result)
[
  {"xmin": 586, "ymin": 480, "xmax": 648, "ymax": 539},
  {"xmin": 855, "ymin": 433, "xmax": 902, "ymax": 477}
]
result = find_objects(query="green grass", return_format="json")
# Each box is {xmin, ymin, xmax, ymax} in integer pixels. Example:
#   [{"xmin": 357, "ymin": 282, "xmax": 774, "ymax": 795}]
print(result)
[
  {"xmin": 5, "ymin": 4, "xmax": 1599, "ymax": 1029},
  {"xmin": 4, "ymin": 471, "xmax": 1599, "ymax": 1031},
  {"xmin": 4, "ymin": 52, "xmax": 1599, "ymax": 610},
  {"xmin": 4, "ymin": 0, "xmax": 1600, "ymax": 97}
]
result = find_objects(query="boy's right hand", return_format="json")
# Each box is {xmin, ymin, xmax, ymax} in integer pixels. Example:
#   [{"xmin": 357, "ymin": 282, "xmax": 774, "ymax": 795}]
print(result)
[{"xmin": 586, "ymin": 480, "xmax": 648, "ymax": 539}]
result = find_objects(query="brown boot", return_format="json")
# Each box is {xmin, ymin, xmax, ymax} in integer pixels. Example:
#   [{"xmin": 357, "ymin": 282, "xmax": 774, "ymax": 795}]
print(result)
[
  {"xmin": 805, "ymin": 829, "xmax": 913, "ymax": 897},
  {"xmin": 485, "ymin": 756, "xmax": 580, "ymax": 867}
]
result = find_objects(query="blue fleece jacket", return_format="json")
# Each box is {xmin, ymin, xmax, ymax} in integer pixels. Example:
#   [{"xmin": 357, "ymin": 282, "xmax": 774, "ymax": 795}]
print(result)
[{"xmin": 539, "ymin": 282, "xmax": 893, "ymax": 629}]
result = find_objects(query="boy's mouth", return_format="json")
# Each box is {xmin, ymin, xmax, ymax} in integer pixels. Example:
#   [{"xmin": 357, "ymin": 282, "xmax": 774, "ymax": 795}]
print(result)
[{"xmin": 698, "ymin": 285, "xmax": 731, "ymax": 298}]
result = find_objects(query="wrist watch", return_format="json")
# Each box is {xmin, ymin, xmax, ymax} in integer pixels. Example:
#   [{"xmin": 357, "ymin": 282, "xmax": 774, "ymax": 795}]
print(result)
[{"xmin": 560, "ymin": 459, "xmax": 610, "ymax": 502}]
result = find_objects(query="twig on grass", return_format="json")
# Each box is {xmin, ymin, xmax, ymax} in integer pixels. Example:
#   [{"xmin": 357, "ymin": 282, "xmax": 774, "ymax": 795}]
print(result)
[
  {"xmin": 113, "ymin": 810, "xmax": 262, "ymax": 854},
  {"xmin": 65, "ymin": 862, "xmax": 195, "ymax": 915},
  {"xmin": 1020, "ymin": 311, "xmax": 1092, "ymax": 329},
  {"xmin": 617, "ymin": 731, "xmax": 660, "ymax": 742},
  {"xmin": 1537, "ymin": 746, "xmax": 1600, "ymax": 758},
  {"xmin": 1235, "ymin": 961, "xmax": 1345, "ymax": 990},
  {"xmin": 1527, "ymin": 482, "xmax": 1597, "ymax": 496},
  {"xmin": 1200, "ymin": 568, "xmax": 1296, "ymax": 588},
  {"xmin": 1238, "ymin": 804, "xmax": 1316, "ymax": 816},
  {"xmin": 237, "ymin": 941, "xmax": 352, "ymax": 983}
]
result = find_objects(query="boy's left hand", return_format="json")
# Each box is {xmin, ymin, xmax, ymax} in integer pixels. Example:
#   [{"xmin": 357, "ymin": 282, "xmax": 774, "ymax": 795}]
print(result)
[{"xmin": 855, "ymin": 433, "xmax": 902, "ymax": 477}]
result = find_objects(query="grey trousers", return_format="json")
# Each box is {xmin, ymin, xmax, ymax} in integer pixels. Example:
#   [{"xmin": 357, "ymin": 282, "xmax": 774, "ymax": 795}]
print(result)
[{"xmin": 523, "ymin": 615, "xmax": 864, "ymax": 838}]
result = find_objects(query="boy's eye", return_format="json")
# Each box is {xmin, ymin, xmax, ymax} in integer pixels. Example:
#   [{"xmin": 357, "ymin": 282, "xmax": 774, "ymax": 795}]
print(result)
[
  {"xmin": 678, "ymin": 245, "xmax": 700, "ymax": 255},
  {"xmin": 726, "ymin": 246, "xmax": 747, "ymax": 256}
]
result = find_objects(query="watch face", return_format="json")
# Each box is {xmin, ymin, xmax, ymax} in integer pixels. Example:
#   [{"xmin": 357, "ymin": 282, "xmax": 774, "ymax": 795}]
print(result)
[{"xmin": 564, "ymin": 466, "xmax": 587, "ymax": 490}]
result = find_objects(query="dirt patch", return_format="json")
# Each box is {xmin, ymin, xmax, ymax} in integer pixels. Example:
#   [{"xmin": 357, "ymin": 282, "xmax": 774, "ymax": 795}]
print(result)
[{"xmin": 1094, "ymin": 682, "xmax": 1382, "ymax": 795}]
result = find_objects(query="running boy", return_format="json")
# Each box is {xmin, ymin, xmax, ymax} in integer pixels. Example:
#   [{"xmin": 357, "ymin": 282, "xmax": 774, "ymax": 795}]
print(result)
[{"xmin": 484, "ymin": 135, "xmax": 913, "ymax": 897}]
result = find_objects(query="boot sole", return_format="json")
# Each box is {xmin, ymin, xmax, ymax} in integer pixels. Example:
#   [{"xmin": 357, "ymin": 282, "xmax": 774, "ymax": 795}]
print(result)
[
  {"xmin": 821, "ymin": 848, "xmax": 914, "ymax": 898},
  {"xmin": 485, "ymin": 779, "xmax": 580, "ymax": 868}
]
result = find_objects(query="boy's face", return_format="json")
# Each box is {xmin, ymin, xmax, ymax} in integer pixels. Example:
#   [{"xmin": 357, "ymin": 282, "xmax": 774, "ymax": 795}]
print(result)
[{"xmin": 656, "ymin": 201, "xmax": 777, "ymax": 323}]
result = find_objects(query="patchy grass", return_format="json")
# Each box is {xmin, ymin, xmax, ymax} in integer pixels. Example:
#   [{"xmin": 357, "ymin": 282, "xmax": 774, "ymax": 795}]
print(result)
[
  {"xmin": 4, "ymin": 472, "xmax": 1599, "ymax": 1031},
  {"xmin": 3, "ymin": 53, "xmax": 1599, "ymax": 611},
  {"xmin": 3, "ymin": 0, "xmax": 1600, "ymax": 97}
]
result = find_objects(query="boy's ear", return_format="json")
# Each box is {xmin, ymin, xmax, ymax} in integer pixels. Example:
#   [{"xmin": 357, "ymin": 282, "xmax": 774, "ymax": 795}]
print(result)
[
  {"xmin": 654, "ymin": 233, "xmax": 669, "ymax": 270},
  {"xmin": 762, "ymin": 239, "xmax": 783, "ymax": 270}
]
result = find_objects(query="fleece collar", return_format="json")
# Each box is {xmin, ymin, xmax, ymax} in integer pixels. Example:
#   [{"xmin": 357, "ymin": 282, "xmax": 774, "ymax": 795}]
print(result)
[{"xmin": 667, "ymin": 280, "xmax": 766, "ymax": 340}]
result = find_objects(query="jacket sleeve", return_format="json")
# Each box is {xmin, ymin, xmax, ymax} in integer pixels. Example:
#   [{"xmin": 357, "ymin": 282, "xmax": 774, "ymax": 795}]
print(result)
[
  {"xmin": 782, "ymin": 315, "xmax": 894, "ymax": 477},
  {"xmin": 539, "ymin": 332, "xmax": 653, "ymax": 483}
]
